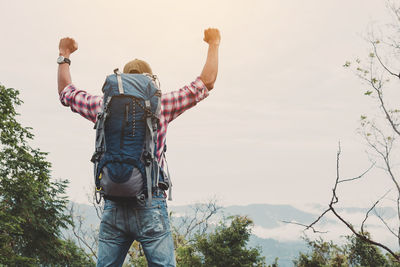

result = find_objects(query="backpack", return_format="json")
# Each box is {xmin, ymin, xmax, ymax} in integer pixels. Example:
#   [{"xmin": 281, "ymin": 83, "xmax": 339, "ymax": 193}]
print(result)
[{"xmin": 91, "ymin": 69, "xmax": 170, "ymax": 205}]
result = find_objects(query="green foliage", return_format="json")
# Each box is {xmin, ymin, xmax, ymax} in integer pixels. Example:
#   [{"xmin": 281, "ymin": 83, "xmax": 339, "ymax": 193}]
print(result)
[
  {"xmin": 293, "ymin": 237, "xmax": 349, "ymax": 267},
  {"xmin": 364, "ymin": 90, "xmax": 373, "ymax": 96},
  {"xmin": 293, "ymin": 234, "xmax": 400, "ymax": 267},
  {"xmin": 57, "ymin": 239, "xmax": 96, "ymax": 267},
  {"xmin": 127, "ymin": 241, "xmax": 147, "ymax": 267},
  {"xmin": 175, "ymin": 244, "xmax": 202, "ymax": 267},
  {"xmin": 0, "ymin": 84, "xmax": 94, "ymax": 266},
  {"xmin": 347, "ymin": 232, "xmax": 388, "ymax": 267},
  {"xmin": 343, "ymin": 61, "xmax": 351, "ymax": 67},
  {"xmin": 194, "ymin": 216, "xmax": 266, "ymax": 267},
  {"xmin": 124, "ymin": 215, "xmax": 266, "ymax": 267},
  {"xmin": 267, "ymin": 258, "xmax": 279, "ymax": 267}
]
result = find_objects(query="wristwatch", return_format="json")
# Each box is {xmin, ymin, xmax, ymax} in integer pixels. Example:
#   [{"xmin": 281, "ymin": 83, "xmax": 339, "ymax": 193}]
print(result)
[{"xmin": 57, "ymin": 56, "xmax": 71, "ymax": 65}]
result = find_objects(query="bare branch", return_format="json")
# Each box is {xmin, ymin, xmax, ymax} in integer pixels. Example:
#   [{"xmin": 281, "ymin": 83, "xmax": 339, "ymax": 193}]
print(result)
[
  {"xmin": 305, "ymin": 208, "xmax": 332, "ymax": 232},
  {"xmin": 372, "ymin": 40, "xmax": 400, "ymax": 79},
  {"xmin": 91, "ymin": 193, "xmax": 103, "ymax": 220},
  {"xmin": 370, "ymin": 80, "xmax": 400, "ymax": 137},
  {"xmin": 338, "ymin": 163, "xmax": 375, "ymax": 184},
  {"xmin": 282, "ymin": 220, "xmax": 328, "ymax": 234},
  {"xmin": 172, "ymin": 199, "xmax": 221, "ymax": 245},
  {"xmin": 374, "ymin": 209, "xmax": 399, "ymax": 239},
  {"xmin": 299, "ymin": 144, "xmax": 400, "ymax": 262},
  {"xmin": 329, "ymin": 205, "xmax": 400, "ymax": 261},
  {"xmin": 361, "ymin": 189, "xmax": 392, "ymax": 234},
  {"xmin": 69, "ymin": 203, "xmax": 98, "ymax": 260}
]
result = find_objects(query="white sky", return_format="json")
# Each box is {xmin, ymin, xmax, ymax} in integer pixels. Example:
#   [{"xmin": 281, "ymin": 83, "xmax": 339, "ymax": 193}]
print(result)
[{"xmin": 1, "ymin": 0, "xmax": 399, "ymax": 208}]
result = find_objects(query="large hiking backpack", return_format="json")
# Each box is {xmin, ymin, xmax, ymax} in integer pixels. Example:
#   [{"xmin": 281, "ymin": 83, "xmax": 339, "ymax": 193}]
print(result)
[{"xmin": 91, "ymin": 69, "xmax": 170, "ymax": 205}]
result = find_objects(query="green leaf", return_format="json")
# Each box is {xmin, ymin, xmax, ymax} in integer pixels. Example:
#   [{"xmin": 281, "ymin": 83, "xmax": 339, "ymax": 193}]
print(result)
[{"xmin": 364, "ymin": 91, "xmax": 373, "ymax": 96}]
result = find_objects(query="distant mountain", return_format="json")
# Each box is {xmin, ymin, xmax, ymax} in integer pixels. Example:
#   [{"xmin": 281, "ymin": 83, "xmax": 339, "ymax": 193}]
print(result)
[
  {"xmin": 249, "ymin": 236, "xmax": 307, "ymax": 266},
  {"xmin": 66, "ymin": 201, "xmax": 396, "ymax": 267},
  {"xmin": 170, "ymin": 203, "xmax": 320, "ymax": 266},
  {"xmin": 219, "ymin": 203, "xmax": 321, "ymax": 228}
]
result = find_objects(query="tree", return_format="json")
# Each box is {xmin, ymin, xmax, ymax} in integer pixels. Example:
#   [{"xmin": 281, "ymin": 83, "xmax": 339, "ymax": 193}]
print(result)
[
  {"xmin": 287, "ymin": 0, "xmax": 400, "ymax": 262},
  {"xmin": 126, "ymin": 216, "xmax": 267, "ymax": 267},
  {"xmin": 293, "ymin": 237, "xmax": 349, "ymax": 267},
  {"xmin": 195, "ymin": 216, "xmax": 266, "ymax": 267},
  {"xmin": 347, "ymin": 232, "xmax": 389, "ymax": 266},
  {"xmin": 0, "ymin": 84, "xmax": 94, "ymax": 266},
  {"xmin": 71, "ymin": 197, "xmax": 268, "ymax": 266},
  {"xmin": 294, "ymin": 233, "xmax": 399, "ymax": 267}
]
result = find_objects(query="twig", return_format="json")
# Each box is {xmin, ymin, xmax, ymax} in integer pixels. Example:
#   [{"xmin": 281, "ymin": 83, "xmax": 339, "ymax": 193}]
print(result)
[
  {"xmin": 282, "ymin": 220, "xmax": 328, "ymax": 234},
  {"xmin": 374, "ymin": 209, "xmax": 399, "ymax": 239},
  {"xmin": 338, "ymin": 163, "xmax": 375, "ymax": 184},
  {"xmin": 372, "ymin": 40, "xmax": 400, "ymax": 78},
  {"xmin": 361, "ymin": 189, "xmax": 392, "ymax": 234}
]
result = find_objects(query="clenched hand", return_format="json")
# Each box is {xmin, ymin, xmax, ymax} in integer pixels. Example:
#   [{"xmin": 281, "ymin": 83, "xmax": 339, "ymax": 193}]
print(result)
[
  {"xmin": 203, "ymin": 28, "xmax": 221, "ymax": 46},
  {"xmin": 59, "ymin": 37, "xmax": 78, "ymax": 57}
]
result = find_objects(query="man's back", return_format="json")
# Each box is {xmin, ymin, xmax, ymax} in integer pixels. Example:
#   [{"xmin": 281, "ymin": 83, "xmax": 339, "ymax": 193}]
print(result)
[{"xmin": 56, "ymin": 28, "xmax": 220, "ymax": 267}]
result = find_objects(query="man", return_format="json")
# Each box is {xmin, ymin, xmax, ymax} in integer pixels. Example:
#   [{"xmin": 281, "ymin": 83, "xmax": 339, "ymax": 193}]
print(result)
[{"xmin": 57, "ymin": 28, "xmax": 220, "ymax": 266}]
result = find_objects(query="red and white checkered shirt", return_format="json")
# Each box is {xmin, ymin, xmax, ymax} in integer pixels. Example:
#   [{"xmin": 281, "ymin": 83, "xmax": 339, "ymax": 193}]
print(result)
[{"xmin": 59, "ymin": 76, "xmax": 209, "ymax": 161}]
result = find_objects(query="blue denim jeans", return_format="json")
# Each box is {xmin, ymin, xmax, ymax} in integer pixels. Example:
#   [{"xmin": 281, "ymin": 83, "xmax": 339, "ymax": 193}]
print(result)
[{"xmin": 96, "ymin": 195, "xmax": 176, "ymax": 267}]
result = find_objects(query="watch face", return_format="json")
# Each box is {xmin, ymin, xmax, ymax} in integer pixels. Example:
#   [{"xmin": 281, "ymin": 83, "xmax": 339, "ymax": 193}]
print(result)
[{"xmin": 57, "ymin": 56, "xmax": 65, "ymax": 64}]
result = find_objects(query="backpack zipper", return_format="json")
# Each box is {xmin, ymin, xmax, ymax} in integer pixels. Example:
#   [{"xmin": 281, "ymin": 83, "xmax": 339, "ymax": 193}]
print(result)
[{"xmin": 132, "ymin": 99, "xmax": 136, "ymax": 137}]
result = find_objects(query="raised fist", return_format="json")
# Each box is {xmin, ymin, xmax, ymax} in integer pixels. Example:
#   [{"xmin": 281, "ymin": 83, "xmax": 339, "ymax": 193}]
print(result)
[
  {"xmin": 59, "ymin": 37, "xmax": 78, "ymax": 57},
  {"xmin": 203, "ymin": 28, "xmax": 221, "ymax": 46}
]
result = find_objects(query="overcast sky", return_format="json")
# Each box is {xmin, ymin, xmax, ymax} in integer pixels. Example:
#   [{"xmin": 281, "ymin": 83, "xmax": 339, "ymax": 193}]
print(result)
[{"xmin": 1, "ymin": 0, "xmax": 399, "ymax": 209}]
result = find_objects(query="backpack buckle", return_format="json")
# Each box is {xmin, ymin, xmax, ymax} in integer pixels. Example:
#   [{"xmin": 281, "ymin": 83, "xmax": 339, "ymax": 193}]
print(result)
[
  {"xmin": 95, "ymin": 147, "xmax": 104, "ymax": 153},
  {"xmin": 135, "ymin": 193, "xmax": 146, "ymax": 206},
  {"xmin": 94, "ymin": 191, "xmax": 103, "ymax": 205},
  {"xmin": 90, "ymin": 152, "xmax": 98, "ymax": 163},
  {"xmin": 94, "ymin": 113, "xmax": 101, "ymax": 129},
  {"xmin": 91, "ymin": 149, "xmax": 104, "ymax": 163},
  {"xmin": 142, "ymin": 151, "xmax": 153, "ymax": 166}
]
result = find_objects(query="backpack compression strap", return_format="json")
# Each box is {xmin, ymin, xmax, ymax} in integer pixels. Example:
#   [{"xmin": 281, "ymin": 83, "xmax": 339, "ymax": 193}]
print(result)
[
  {"xmin": 144, "ymin": 100, "xmax": 158, "ymax": 206},
  {"xmin": 92, "ymin": 95, "xmax": 112, "ymax": 204},
  {"xmin": 142, "ymin": 75, "xmax": 161, "ymax": 206},
  {"xmin": 114, "ymin": 68, "xmax": 124, "ymax": 94}
]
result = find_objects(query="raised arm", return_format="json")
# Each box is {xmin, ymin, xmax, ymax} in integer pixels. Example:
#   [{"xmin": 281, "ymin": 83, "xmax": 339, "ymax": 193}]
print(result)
[
  {"xmin": 57, "ymin": 37, "xmax": 103, "ymax": 123},
  {"xmin": 57, "ymin": 37, "xmax": 78, "ymax": 94},
  {"xmin": 200, "ymin": 28, "xmax": 221, "ymax": 90},
  {"xmin": 161, "ymin": 28, "xmax": 221, "ymax": 123}
]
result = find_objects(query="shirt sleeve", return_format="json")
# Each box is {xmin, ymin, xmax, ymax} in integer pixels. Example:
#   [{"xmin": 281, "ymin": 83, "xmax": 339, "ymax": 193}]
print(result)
[
  {"xmin": 59, "ymin": 84, "xmax": 103, "ymax": 123},
  {"xmin": 161, "ymin": 77, "xmax": 209, "ymax": 123}
]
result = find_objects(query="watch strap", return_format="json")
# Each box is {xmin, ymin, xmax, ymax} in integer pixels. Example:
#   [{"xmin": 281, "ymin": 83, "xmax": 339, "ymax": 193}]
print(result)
[
  {"xmin": 63, "ymin": 58, "xmax": 71, "ymax": 65},
  {"xmin": 57, "ymin": 56, "xmax": 71, "ymax": 65}
]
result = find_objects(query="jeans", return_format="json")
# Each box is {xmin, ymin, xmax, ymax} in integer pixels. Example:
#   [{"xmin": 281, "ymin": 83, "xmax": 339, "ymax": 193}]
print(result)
[{"xmin": 96, "ymin": 195, "xmax": 176, "ymax": 267}]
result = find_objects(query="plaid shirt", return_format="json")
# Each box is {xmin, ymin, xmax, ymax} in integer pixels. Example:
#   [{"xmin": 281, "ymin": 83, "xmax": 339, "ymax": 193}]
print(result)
[{"xmin": 59, "ymin": 77, "xmax": 209, "ymax": 161}]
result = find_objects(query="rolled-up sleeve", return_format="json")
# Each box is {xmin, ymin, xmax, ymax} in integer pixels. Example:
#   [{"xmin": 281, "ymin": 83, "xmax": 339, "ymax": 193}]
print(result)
[
  {"xmin": 59, "ymin": 84, "xmax": 103, "ymax": 123},
  {"xmin": 161, "ymin": 77, "xmax": 209, "ymax": 123}
]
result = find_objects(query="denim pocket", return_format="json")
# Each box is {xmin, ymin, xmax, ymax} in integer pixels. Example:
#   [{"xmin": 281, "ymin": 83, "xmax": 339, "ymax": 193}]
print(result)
[{"xmin": 136, "ymin": 204, "xmax": 166, "ymax": 238}]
